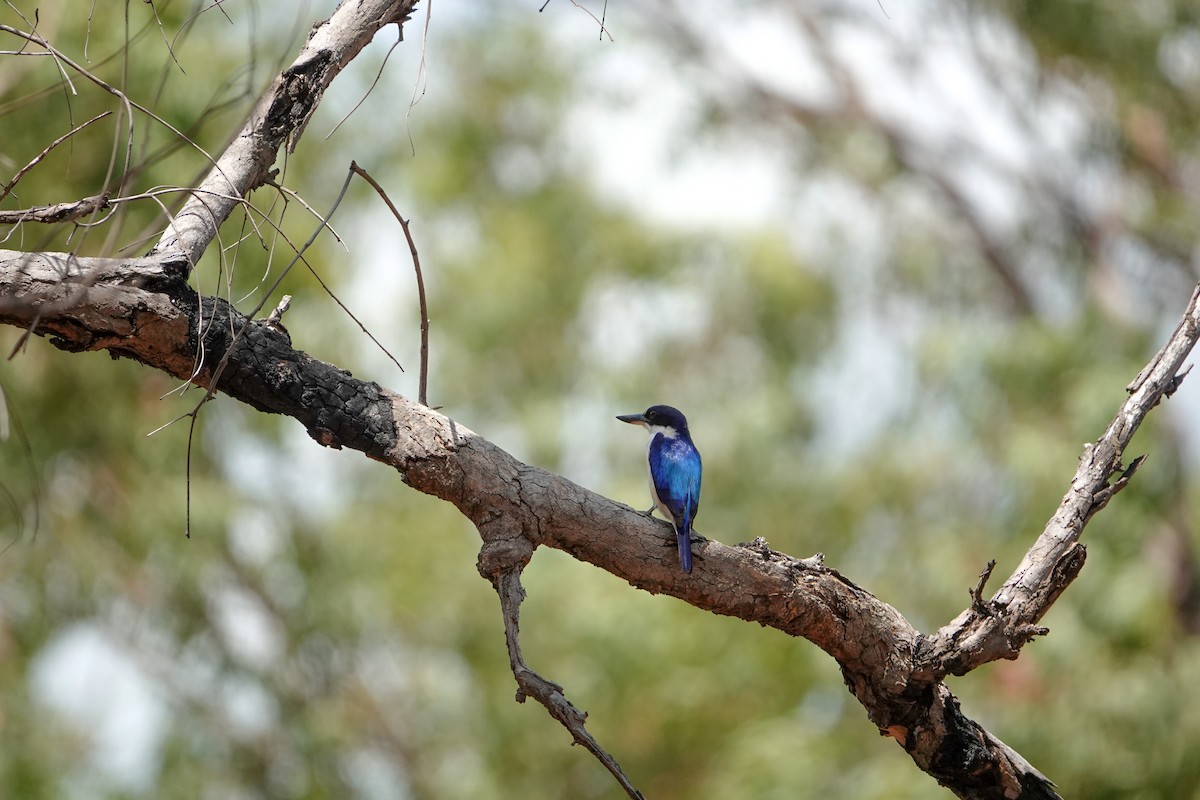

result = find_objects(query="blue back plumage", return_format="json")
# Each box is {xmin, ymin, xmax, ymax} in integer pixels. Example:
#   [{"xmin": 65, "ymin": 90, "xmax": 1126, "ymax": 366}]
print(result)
[
  {"xmin": 648, "ymin": 431, "xmax": 701, "ymax": 573},
  {"xmin": 617, "ymin": 405, "xmax": 702, "ymax": 574},
  {"xmin": 648, "ymin": 433, "xmax": 702, "ymax": 532}
]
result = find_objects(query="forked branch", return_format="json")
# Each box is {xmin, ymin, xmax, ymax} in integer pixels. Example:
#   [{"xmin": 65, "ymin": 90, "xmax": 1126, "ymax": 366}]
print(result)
[
  {"xmin": 919, "ymin": 284, "xmax": 1200, "ymax": 680},
  {"xmin": 491, "ymin": 566, "xmax": 645, "ymax": 799},
  {"xmin": 150, "ymin": 0, "xmax": 419, "ymax": 270},
  {"xmin": 3, "ymin": 0, "xmax": 1199, "ymax": 795}
]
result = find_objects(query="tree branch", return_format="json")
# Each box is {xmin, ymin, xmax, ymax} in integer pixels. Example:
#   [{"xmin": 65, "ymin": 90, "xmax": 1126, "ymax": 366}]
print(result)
[
  {"xmin": 149, "ymin": 0, "xmax": 419, "ymax": 271},
  {"xmin": 481, "ymin": 530, "xmax": 646, "ymax": 800},
  {"xmin": 3, "ymin": 2, "xmax": 1196, "ymax": 796},
  {"xmin": 13, "ymin": 247, "xmax": 1168, "ymax": 797},
  {"xmin": 918, "ymin": 284, "xmax": 1200, "ymax": 680},
  {"xmin": 0, "ymin": 193, "xmax": 110, "ymax": 224},
  {"xmin": 349, "ymin": 162, "xmax": 430, "ymax": 406}
]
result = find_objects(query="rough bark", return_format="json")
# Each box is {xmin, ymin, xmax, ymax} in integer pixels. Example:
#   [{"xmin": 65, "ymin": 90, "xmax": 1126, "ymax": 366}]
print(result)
[
  {"xmin": 3, "ymin": 1, "xmax": 1198, "ymax": 797},
  {"xmin": 6, "ymin": 245, "xmax": 1193, "ymax": 797},
  {"xmin": 150, "ymin": 0, "xmax": 418, "ymax": 271}
]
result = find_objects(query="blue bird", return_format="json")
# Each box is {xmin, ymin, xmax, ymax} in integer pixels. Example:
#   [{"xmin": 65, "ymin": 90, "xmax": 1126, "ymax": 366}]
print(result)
[{"xmin": 617, "ymin": 405, "xmax": 702, "ymax": 573}]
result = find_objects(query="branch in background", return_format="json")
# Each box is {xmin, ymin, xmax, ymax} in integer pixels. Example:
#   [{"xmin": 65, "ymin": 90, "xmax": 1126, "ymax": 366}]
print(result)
[
  {"xmin": 0, "ymin": 193, "xmax": 110, "ymax": 225},
  {"xmin": 150, "ymin": 0, "xmax": 419, "ymax": 270},
  {"xmin": 658, "ymin": 3, "xmax": 1042, "ymax": 316}
]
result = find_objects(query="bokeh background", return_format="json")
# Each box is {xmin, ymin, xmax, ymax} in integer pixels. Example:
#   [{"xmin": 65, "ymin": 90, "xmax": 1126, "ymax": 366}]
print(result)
[{"xmin": 3, "ymin": 1, "xmax": 1200, "ymax": 797}]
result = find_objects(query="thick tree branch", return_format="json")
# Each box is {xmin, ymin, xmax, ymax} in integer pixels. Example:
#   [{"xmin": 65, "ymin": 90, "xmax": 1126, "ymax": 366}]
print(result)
[
  {"xmin": 2, "ymin": 3, "xmax": 1195, "ymax": 796},
  {"xmin": 149, "ymin": 0, "xmax": 418, "ymax": 271},
  {"xmin": 12, "ymin": 254, "xmax": 1198, "ymax": 798},
  {"xmin": 3, "ymin": 247, "xmax": 1139, "ymax": 798}
]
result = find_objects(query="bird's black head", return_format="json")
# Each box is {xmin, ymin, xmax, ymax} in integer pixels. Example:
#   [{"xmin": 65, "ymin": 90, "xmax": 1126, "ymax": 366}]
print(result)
[{"xmin": 617, "ymin": 404, "xmax": 690, "ymax": 434}]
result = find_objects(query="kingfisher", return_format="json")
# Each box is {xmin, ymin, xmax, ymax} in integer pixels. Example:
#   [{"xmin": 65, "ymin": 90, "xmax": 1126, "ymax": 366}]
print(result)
[{"xmin": 616, "ymin": 405, "xmax": 702, "ymax": 573}]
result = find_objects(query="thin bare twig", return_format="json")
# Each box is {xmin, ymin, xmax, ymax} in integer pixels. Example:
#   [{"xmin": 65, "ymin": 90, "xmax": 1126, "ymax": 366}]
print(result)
[
  {"xmin": 349, "ymin": 162, "xmax": 429, "ymax": 406},
  {"xmin": 182, "ymin": 405, "xmax": 201, "ymax": 538},
  {"xmin": 326, "ymin": 32, "xmax": 403, "ymax": 140},
  {"xmin": 259, "ymin": 177, "xmax": 405, "ymax": 377},
  {"xmin": 0, "ymin": 111, "xmax": 112, "ymax": 204},
  {"xmin": 145, "ymin": 0, "xmax": 185, "ymax": 73},
  {"xmin": 404, "ymin": 0, "xmax": 432, "ymax": 156},
  {"xmin": 539, "ymin": 0, "xmax": 616, "ymax": 42},
  {"xmin": 169, "ymin": 167, "xmax": 359, "ymax": 535}
]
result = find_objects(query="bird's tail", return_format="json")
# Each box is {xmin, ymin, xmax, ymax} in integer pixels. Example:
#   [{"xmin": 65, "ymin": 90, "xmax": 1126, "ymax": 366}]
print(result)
[{"xmin": 676, "ymin": 524, "xmax": 693, "ymax": 574}]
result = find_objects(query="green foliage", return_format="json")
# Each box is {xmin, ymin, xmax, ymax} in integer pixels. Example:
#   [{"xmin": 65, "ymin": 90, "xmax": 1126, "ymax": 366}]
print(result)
[{"xmin": 3, "ymin": 2, "xmax": 1200, "ymax": 799}]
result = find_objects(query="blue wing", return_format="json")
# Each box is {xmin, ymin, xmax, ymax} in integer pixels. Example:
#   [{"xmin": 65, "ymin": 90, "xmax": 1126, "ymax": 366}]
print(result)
[{"xmin": 649, "ymin": 434, "xmax": 702, "ymax": 572}]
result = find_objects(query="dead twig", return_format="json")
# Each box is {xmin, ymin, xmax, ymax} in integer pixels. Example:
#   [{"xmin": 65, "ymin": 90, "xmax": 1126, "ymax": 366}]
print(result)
[
  {"xmin": 349, "ymin": 161, "xmax": 429, "ymax": 406},
  {"xmin": 969, "ymin": 559, "xmax": 997, "ymax": 615},
  {"xmin": 0, "ymin": 193, "xmax": 110, "ymax": 225},
  {"xmin": 492, "ymin": 566, "xmax": 645, "ymax": 800},
  {"xmin": 0, "ymin": 112, "xmax": 112, "ymax": 204}
]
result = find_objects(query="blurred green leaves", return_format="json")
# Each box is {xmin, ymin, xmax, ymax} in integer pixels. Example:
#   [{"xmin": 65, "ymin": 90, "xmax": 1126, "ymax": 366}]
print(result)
[{"xmin": 2, "ymin": 1, "xmax": 1200, "ymax": 799}]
